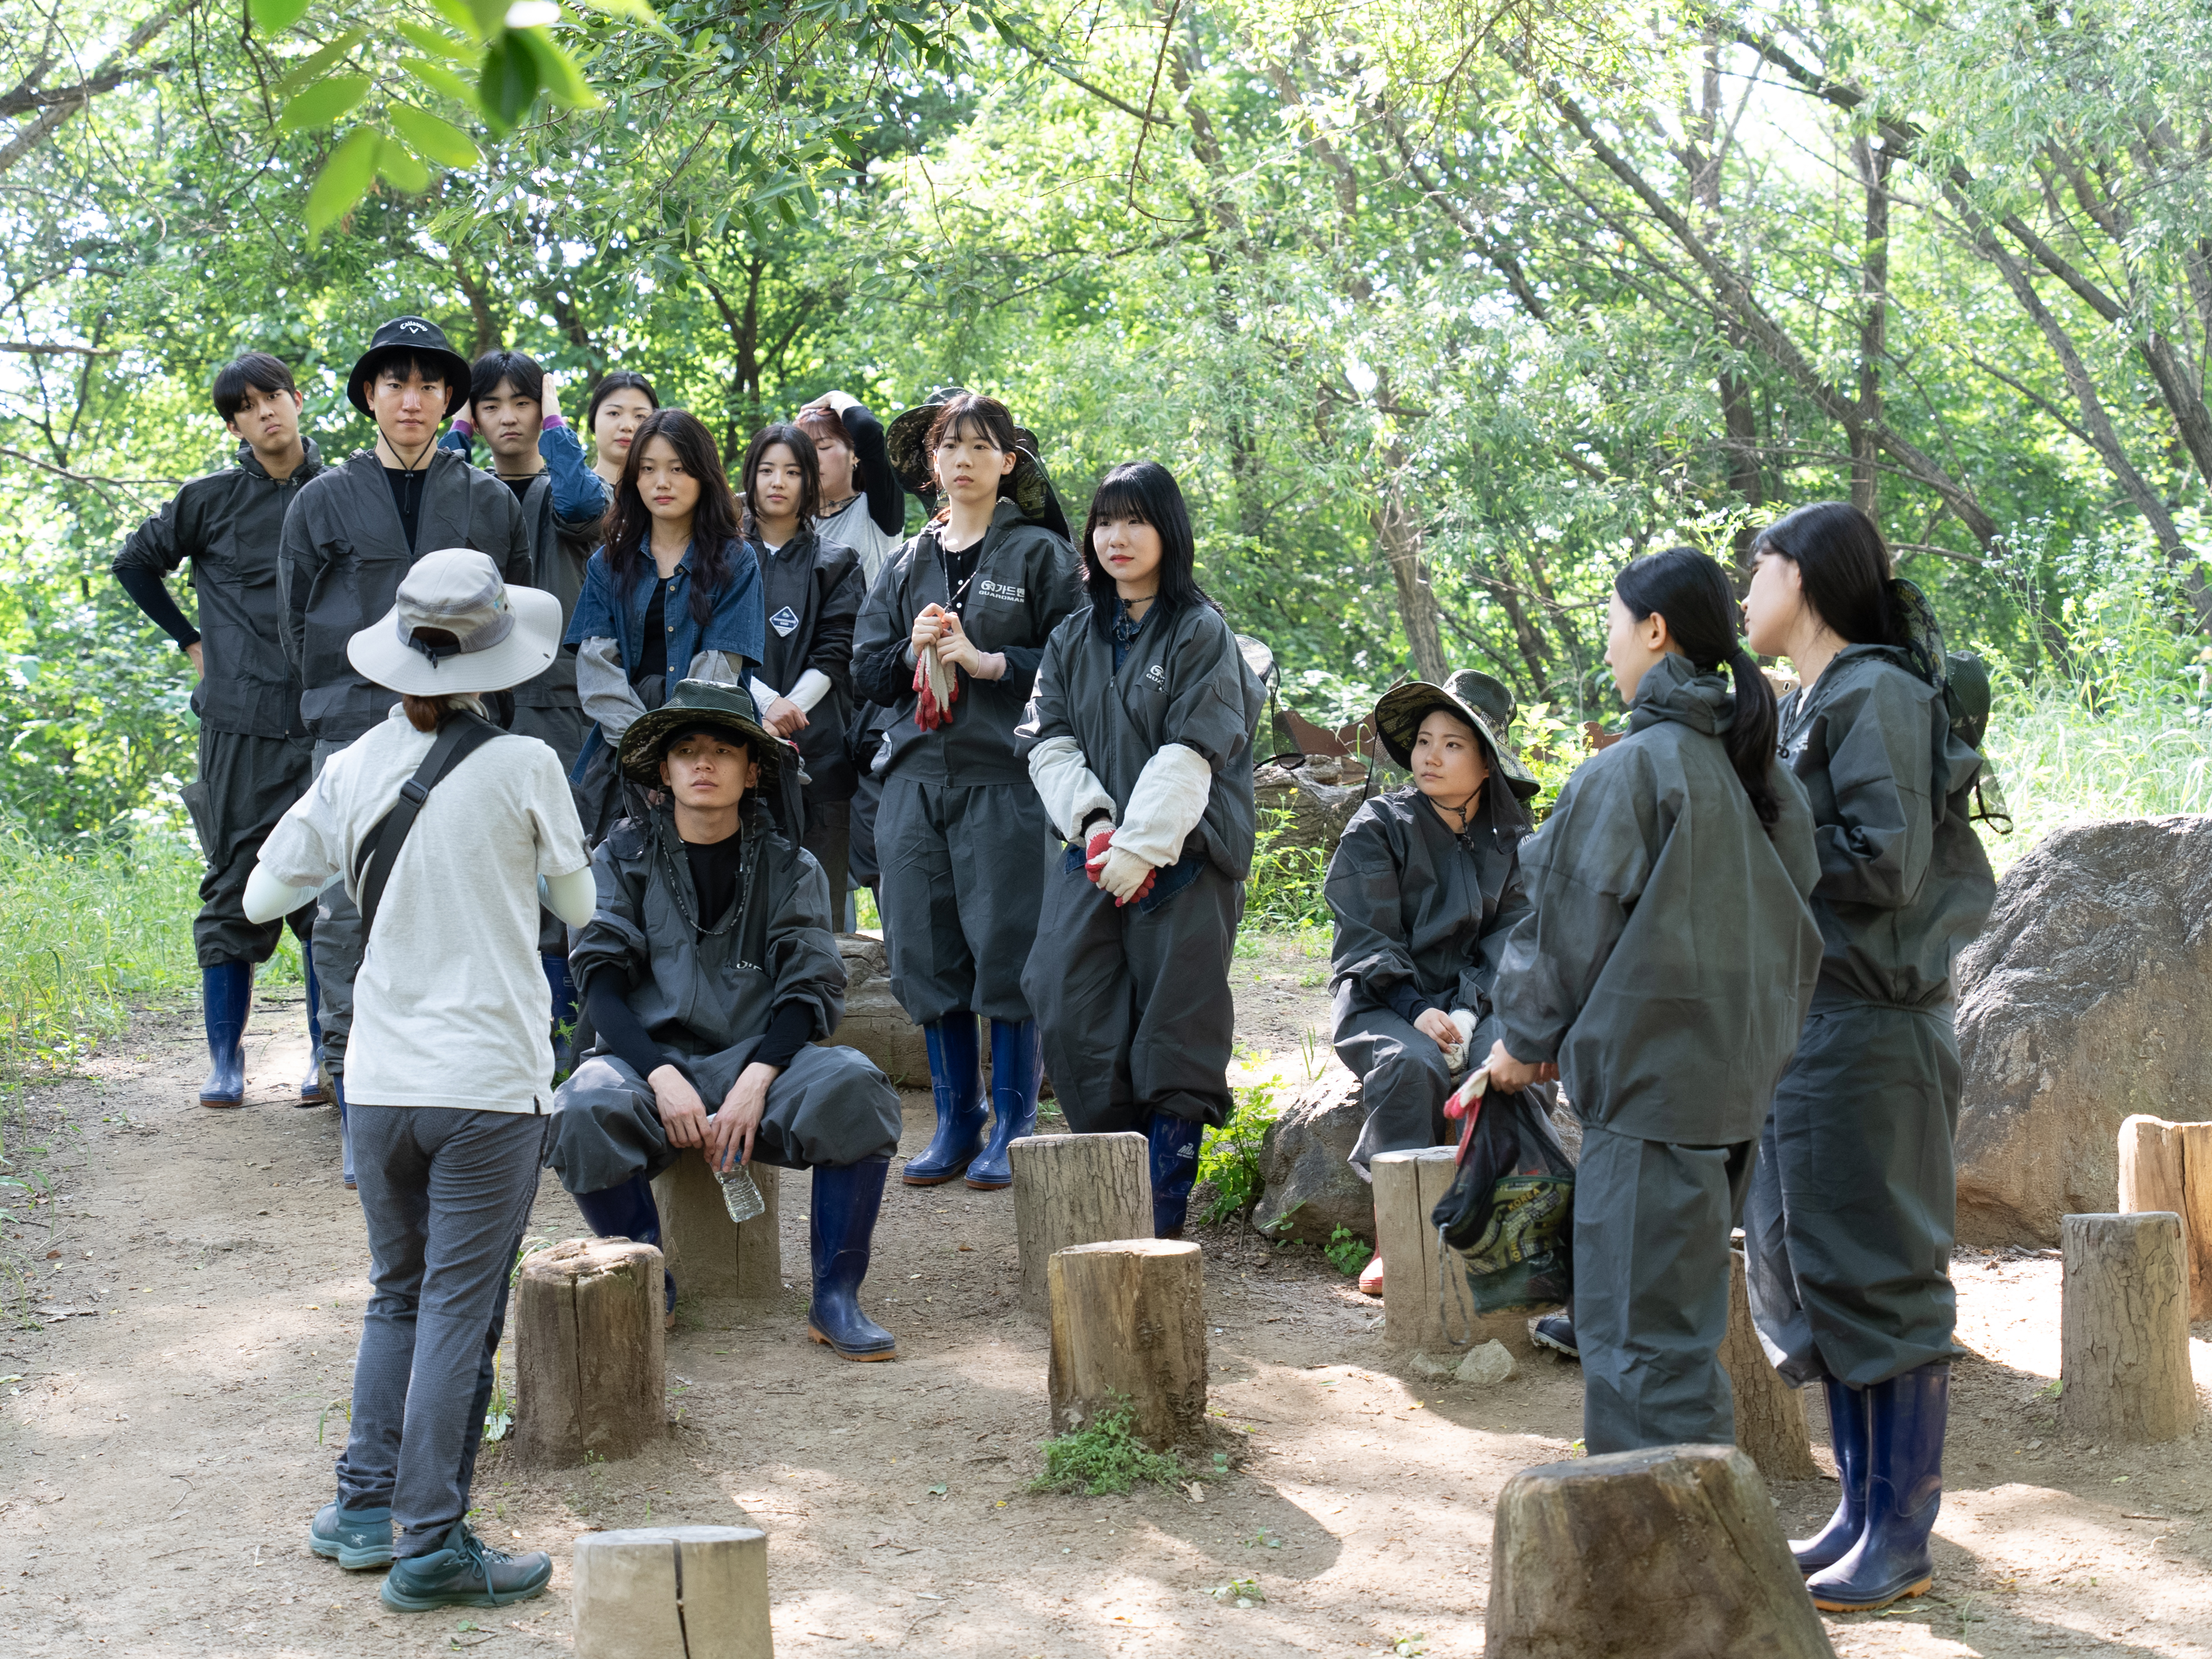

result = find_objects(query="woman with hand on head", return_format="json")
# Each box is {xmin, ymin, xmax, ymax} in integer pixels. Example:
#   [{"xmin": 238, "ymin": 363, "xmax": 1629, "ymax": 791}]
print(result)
[
  {"xmin": 1486, "ymin": 547, "xmax": 1822, "ymax": 1460},
  {"xmin": 1324, "ymin": 670, "xmax": 1542, "ymax": 1295},
  {"xmin": 1739, "ymin": 503, "xmax": 1996, "ymax": 1614},
  {"xmin": 1016, "ymin": 462, "xmax": 1266, "ymax": 1237},
  {"xmin": 585, "ymin": 371, "xmax": 659, "ymax": 493},
  {"xmin": 849, "ymin": 391, "xmax": 1080, "ymax": 1192},
  {"xmin": 796, "ymin": 390, "xmax": 906, "ymax": 586},
  {"xmin": 566, "ymin": 408, "xmax": 766, "ymax": 842}
]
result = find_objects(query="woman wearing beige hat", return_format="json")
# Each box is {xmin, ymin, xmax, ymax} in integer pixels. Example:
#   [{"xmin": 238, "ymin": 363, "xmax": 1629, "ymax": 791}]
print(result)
[{"xmin": 244, "ymin": 547, "xmax": 590, "ymax": 1612}]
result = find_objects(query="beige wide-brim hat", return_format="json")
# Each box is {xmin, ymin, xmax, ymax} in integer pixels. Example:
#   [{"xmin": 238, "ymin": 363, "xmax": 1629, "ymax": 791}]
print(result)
[{"xmin": 346, "ymin": 547, "xmax": 562, "ymax": 697}]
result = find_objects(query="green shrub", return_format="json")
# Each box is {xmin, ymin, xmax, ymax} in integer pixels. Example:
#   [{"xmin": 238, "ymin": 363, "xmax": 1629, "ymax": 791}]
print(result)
[
  {"xmin": 1030, "ymin": 1398, "xmax": 1186, "ymax": 1496},
  {"xmin": 1323, "ymin": 1225, "xmax": 1370, "ymax": 1276},
  {"xmin": 1196, "ymin": 1081, "xmax": 1281, "ymax": 1226},
  {"xmin": 1244, "ymin": 808, "xmax": 1330, "ymax": 931}
]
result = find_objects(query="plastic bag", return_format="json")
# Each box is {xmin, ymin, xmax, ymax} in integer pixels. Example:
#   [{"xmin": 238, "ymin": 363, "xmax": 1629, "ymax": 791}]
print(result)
[{"xmin": 1429, "ymin": 1070, "xmax": 1575, "ymax": 1314}]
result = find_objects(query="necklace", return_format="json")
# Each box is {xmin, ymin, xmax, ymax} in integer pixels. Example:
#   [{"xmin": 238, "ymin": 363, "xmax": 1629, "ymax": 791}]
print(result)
[{"xmin": 653, "ymin": 815, "xmax": 745, "ymax": 937}]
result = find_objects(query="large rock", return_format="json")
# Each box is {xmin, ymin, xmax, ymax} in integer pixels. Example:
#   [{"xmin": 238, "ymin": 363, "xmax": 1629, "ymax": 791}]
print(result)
[
  {"xmin": 1255, "ymin": 1073, "xmax": 1373, "ymax": 1244},
  {"xmin": 1955, "ymin": 816, "xmax": 2212, "ymax": 1246},
  {"xmin": 823, "ymin": 933, "xmax": 929, "ymax": 1087}
]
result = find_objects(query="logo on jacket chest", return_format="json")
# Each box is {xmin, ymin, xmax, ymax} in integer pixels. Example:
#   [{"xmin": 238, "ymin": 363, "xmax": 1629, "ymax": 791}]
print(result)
[
  {"xmin": 769, "ymin": 606, "xmax": 800, "ymax": 638},
  {"xmin": 977, "ymin": 579, "xmax": 1025, "ymax": 603},
  {"xmin": 1144, "ymin": 663, "xmax": 1167, "ymax": 689}
]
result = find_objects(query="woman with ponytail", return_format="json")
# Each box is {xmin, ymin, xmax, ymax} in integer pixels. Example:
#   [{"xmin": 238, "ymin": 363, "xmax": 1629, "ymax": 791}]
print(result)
[
  {"xmin": 1487, "ymin": 547, "xmax": 1822, "ymax": 1459},
  {"xmin": 1739, "ymin": 502, "xmax": 1996, "ymax": 1614}
]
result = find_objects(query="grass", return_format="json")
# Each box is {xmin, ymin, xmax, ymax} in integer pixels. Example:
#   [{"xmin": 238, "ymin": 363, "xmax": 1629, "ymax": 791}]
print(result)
[
  {"xmin": 1031, "ymin": 1397, "xmax": 1187, "ymax": 1496},
  {"xmin": 1196, "ymin": 1081, "xmax": 1281, "ymax": 1227}
]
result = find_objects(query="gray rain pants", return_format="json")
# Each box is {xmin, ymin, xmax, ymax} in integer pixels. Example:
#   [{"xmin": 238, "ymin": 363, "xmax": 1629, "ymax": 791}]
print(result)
[
  {"xmin": 1575, "ymin": 1120, "xmax": 1753, "ymax": 1456},
  {"xmin": 182, "ymin": 727, "xmax": 316, "ymax": 968},
  {"xmin": 876, "ymin": 776, "xmax": 1052, "ymax": 1024},
  {"xmin": 1332, "ymin": 987, "xmax": 1465, "ymax": 1176}
]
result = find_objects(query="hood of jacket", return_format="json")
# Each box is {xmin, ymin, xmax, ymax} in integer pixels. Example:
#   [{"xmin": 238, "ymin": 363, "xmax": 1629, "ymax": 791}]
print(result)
[
  {"xmin": 234, "ymin": 436, "xmax": 325, "ymax": 484},
  {"xmin": 1626, "ymin": 651, "xmax": 1734, "ymax": 739}
]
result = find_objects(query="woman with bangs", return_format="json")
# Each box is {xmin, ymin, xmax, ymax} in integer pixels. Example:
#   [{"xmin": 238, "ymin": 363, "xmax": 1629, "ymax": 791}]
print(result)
[
  {"xmin": 849, "ymin": 391, "xmax": 1081, "ymax": 1193},
  {"xmin": 1016, "ymin": 461, "xmax": 1266, "ymax": 1237}
]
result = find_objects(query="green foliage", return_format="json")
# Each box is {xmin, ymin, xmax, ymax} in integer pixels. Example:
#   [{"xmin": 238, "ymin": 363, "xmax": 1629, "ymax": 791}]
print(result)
[
  {"xmin": 1196, "ymin": 1081, "xmax": 1280, "ymax": 1227},
  {"xmin": 1323, "ymin": 1226, "xmax": 1370, "ymax": 1276},
  {"xmin": 1244, "ymin": 810, "xmax": 1330, "ymax": 931},
  {"xmin": 1030, "ymin": 1397, "xmax": 1186, "ymax": 1497}
]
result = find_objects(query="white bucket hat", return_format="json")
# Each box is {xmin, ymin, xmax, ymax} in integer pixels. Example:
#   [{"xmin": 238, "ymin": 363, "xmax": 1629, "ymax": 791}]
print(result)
[{"xmin": 346, "ymin": 547, "xmax": 561, "ymax": 696}]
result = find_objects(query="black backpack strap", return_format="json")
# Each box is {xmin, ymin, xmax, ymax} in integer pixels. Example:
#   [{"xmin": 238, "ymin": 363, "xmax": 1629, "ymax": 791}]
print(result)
[{"xmin": 351, "ymin": 712, "xmax": 504, "ymax": 940}]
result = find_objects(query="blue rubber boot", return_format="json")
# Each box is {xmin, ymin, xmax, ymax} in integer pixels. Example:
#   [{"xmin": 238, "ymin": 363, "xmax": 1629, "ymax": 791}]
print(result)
[
  {"xmin": 572, "ymin": 1174, "xmax": 675, "ymax": 1317},
  {"xmin": 199, "ymin": 960, "xmax": 252, "ymax": 1107},
  {"xmin": 1807, "ymin": 1364, "xmax": 1948, "ymax": 1612},
  {"xmin": 333, "ymin": 1073, "xmax": 356, "ymax": 1190},
  {"xmin": 1148, "ymin": 1111, "xmax": 1205, "ymax": 1238},
  {"xmin": 1793, "ymin": 1379, "xmax": 1871, "ymax": 1574},
  {"xmin": 309, "ymin": 1501, "xmax": 393, "ymax": 1569},
  {"xmin": 542, "ymin": 954, "xmax": 578, "ymax": 1077},
  {"xmin": 902, "ymin": 1014, "xmax": 985, "ymax": 1186},
  {"xmin": 298, "ymin": 955, "xmax": 329, "ymax": 1105},
  {"xmin": 807, "ymin": 1158, "xmax": 896, "ymax": 1360},
  {"xmin": 965, "ymin": 1019, "xmax": 1041, "ymax": 1190}
]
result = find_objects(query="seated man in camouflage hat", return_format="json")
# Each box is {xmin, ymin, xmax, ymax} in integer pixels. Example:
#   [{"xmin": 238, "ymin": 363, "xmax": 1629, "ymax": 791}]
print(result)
[{"xmin": 548, "ymin": 678, "xmax": 903, "ymax": 1360}]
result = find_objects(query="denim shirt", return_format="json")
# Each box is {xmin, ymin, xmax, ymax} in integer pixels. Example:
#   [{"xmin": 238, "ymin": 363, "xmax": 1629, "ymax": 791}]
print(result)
[{"xmin": 566, "ymin": 538, "xmax": 766, "ymax": 680}]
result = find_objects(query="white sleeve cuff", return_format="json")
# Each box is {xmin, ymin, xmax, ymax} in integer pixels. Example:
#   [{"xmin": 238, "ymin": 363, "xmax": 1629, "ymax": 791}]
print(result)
[
  {"xmin": 243, "ymin": 865, "xmax": 319, "ymax": 925},
  {"xmin": 749, "ymin": 675, "xmax": 781, "ymax": 711},
  {"xmin": 1110, "ymin": 743, "xmax": 1214, "ymax": 866},
  {"xmin": 788, "ymin": 668, "xmax": 834, "ymax": 712},
  {"xmin": 1026, "ymin": 735, "xmax": 1115, "ymax": 841}
]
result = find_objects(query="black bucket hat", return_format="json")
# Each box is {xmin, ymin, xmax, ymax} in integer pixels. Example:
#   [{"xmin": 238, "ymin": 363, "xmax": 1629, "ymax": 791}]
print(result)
[
  {"xmin": 1373, "ymin": 669, "xmax": 1539, "ymax": 800},
  {"xmin": 617, "ymin": 678, "xmax": 788, "ymax": 788},
  {"xmin": 886, "ymin": 385, "xmax": 1069, "ymax": 537},
  {"xmin": 346, "ymin": 316, "xmax": 472, "ymax": 419}
]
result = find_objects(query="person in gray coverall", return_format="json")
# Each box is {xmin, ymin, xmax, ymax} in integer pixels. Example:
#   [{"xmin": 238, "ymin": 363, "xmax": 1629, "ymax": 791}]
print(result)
[
  {"xmin": 1323, "ymin": 669, "xmax": 1541, "ymax": 1298},
  {"xmin": 849, "ymin": 392, "xmax": 1080, "ymax": 1192},
  {"xmin": 1740, "ymin": 501, "xmax": 1997, "ymax": 1614},
  {"xmin": 1489, "ymin": 548, "xmax": 1822, "ymax": 1460},
  {"xmin": 547, "ymin": 678, "xmax": 904, "ymax": 1358},
  {"xmin": 278, "ymin": 316, "xmax": 533, "ymax": 1184},
  {"xmin": 1017, "ymin": 462, "xmax": 1266, "ymax": 1237},
  {"xmin": 112, "ymin": 352, "xmax": 327, "ymax": 1108}
]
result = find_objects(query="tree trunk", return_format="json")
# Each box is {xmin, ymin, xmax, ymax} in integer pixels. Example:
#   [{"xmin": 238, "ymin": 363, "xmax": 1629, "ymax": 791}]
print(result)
[
  {"xmin": 1010, "ymin": 1131, "xmax": 1151, "ymax": 1317},
  {"xmin": 1721, "ymin": 1250, "xmax": 1816, "ymax": 1480},
  {"xmin": 1046, "ymin": 1239, "xmax": 1207, "ymax": 1450},
  {"xmin": 1850, "ymin": 136, "xmax": 1893, "ymax": 521},
  {"xmin": 651, "ymin": 1155, "xmax": 782, "ymax": 1304},
  {"xmin": 1372, "ymin": 1146, "xmax": 1547, "ymax": 1358},
  {"xmin": 1373, "ymin": 459, "xmax": 1449, "ymax": 684},
  {"xmin": 2059, "ymin": 1211, "xmax": 2197, "ymax": 1445},
  {"xmin": 2117, "ymin": 1116, "xmax": 2212, "ymax": 1320},
  {"xmin": 572, "ymin": 1525, "xmax": 772, "ymax": 1659},
  {"xmin": 514, "ymin": 1238, "xmax": 667, "ymax": 1466}
]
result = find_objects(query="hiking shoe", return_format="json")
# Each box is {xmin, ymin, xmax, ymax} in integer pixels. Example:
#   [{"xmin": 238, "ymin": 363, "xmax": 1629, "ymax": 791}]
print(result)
[
  {"xmin": 308, "ymin": 1502, "xmax": 393, "ymax": 1571},
  {"xmin": 379, "ymin": 1520, "xmax": 551, "ymax": 1612},
  {"xmin": 1531, "ymin": 1312, "xmax": 1579, "ymax": 1360}
]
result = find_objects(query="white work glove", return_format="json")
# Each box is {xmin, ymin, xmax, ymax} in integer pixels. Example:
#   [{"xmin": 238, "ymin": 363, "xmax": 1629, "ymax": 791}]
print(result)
[
  {"xmin": 1442, "ymin": 1008, "xmax": 1477, "ymax": 1073},
  {"xmin": 1094, "ymin": 845, "xmax": 1155, "ymax": 904}
]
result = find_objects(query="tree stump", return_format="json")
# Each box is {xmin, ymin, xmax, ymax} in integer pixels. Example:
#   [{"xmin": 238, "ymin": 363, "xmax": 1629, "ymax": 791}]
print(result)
[
  {"xmin": 651, "ymin": 1154, "xmax": 781, "ymax": 1303},
  {"xmin": 514, "ymin": 1238, "xmax": 666, "ymax": 1466},
  {"xmin": 1486, "ymin": 1443, "xmax": 1836, "ymax": 1659},
  {"xmin": 1009, "ymin": 1132, "xmax": 1151, "ymax": 1317},
  {"xmin": 1372, "ymin": 1147, "xmax": 1544, "ymax": 1360},
  {"xmin": 2118, "ymin": 1115, "xmax": 2212, "ymax": 1320},
  {"xmin": 2060, "ymin": 1211, "xmax": 2198, "ymax": 1444},
  {"xmin": 1721, "ymin": 1249, "xmax": 1816, "ymax": 1481},
  {"xmin": 1046, "ymin": 1240, "xmax": 1206, "ymax": 1450},
  {"xmin": 572, "ymin": 1524, "xmax": 772, "ymax": 1659}
]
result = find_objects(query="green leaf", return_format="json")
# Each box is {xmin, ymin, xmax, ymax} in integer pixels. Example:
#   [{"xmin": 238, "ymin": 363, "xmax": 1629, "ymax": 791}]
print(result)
[
  {"xmin": 394, "ymin": 21, "xmax": 473, "ymax": 61},
  {"xmin": 477, "ymin": 37, "xmax": 541, "ymax": 135},
  {"xmin": 376, "ymin": 139, "xmax": 432, "ymax": 194},
  {"xmin": 388, "ymin": 103, "xmax": 482, "ymax": 168},
  {"xmin": 250, "ymin": 0, "xmax": 313, "ymax": 33},
  {"xmin": 428, "ymin": 0, "xmax": 487, "ymax": 40},
  {"xmin": 402, "ymin": 57, "xmax": 480, "ymax": 108},
  {"xmin": 272, "ymin": 31, "xmax": 366, "ymax": 97},
  {"xmin": 513, "ymin": 28, "xmax": 604, "ymax": 111},
  {"xmin": 278, "ymin": 74, "xmax": 373, "ymax": 134},
  {"xmin": 467, "ymin": 0, "xmax": 511, "ymax": 40},
  {"xmin": 574, "ymin": 0, "xmax": 677, "ymax": 36},
  {"xmin": 305, "ymin": 126, "xmax": 381, "ymax": 240}
]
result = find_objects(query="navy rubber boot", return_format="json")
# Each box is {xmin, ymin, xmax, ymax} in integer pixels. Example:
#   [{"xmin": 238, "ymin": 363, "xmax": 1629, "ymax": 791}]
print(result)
[
  {"xmin": 542, "ymin": 954, "xmax": 578, "ymax": 1077},
  {"xmin": 298, "ymin": 955, "xmax": 329, "ymax": 1105},
  {"xmin": 807, "ymin": 1158, "xmax": 896, "ymax": 1360},
  {"xmin": 333, "ymin": 1073, "xmax": 356, "ymax": 1190},
  {"xmin": 309, "ymin": 1501, "xmax": 393, "ymax": 1569},
  {"xmin": 902, "ymin": 1015, "xmax": 986, "ymax": 1186},
  {"xmin": 1148, "ymin": 1111, "xmax": 1205, "ymax": 1238},
  {"xmin": 1808, "ymin": 1364, "xmax": 1948, "ymax": 1612},
  {"xmin": 1532, "ymin": 1312, "xmax": 1580, "ymax": 1361},
  {"xmin": 572, "ymin": 1174, "xmax": 675, "ymax": 1317},
  {"xmin": 1793, "ymin": 1379, "xmax": 1872, "ymax": 1574},
  {"xmin": 199, "ymin": 960, "xmax": 252, "ymax": 1106},
  {"xmin": 965, "ymin": 1019, "xmax": 1041, "ymax": 1190}
]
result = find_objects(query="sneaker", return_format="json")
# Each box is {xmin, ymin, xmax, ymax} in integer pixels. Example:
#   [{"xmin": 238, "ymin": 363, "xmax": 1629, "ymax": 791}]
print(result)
[
  {"xmin": 1532, "ymin": 1312, "xmax": 1579, "ymax": 1360},
  {"xmin": 379, "ymin": 1520, "xmax": 551, "ymax": 1612},
  {"xmin": 308, "ymin": 1501, "xmax": 393, "ymax": 1571}
]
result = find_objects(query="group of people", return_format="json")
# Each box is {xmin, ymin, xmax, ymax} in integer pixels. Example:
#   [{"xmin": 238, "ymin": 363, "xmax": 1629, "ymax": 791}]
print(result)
[{"xmin": 117, "ymin": 310, "xmax": 1992, "ymax": 1622}]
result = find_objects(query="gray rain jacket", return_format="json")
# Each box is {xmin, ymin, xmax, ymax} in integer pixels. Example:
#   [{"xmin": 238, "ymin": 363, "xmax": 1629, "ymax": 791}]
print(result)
[
  {"xmin": 757, "ymin": 527, "xmax": 865, "ymax": 800},
  {"xmin": 567, "ymin": 805, "xmax": 846, "ymax": 1058},
  {"xmin": 1496, "ymin": 654, "xmax": 1824, "ymax": 1145}
]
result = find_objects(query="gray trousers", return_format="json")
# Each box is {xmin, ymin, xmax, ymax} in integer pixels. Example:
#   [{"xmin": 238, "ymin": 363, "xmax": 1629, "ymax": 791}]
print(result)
[
  {"xmin": 878, "ymin": 776, "xmax": 1052, "ymax": 1024},
  {"xmin": 1333, "ymin": 987, "xmax": 1467, "ymax": 1177},
  {"xmin": 1023, "ymin": 855, "xmax": 1240, "ymax": 1135},
  {"xmin": 548, "ymin": 1040, "xmax": 902, "ymax": 1195},
  {"xmin": 182, "ymin": 727, "xmax": 316, "ymax": 968},
  {"xmin": 802, "ymin": 798, "xmax": 851, "ymax": 929},
  {"xmin": 337, "ymin": 1106, "xmax": 548, "ymax": 1555},
  {"xmin": 1745, "ymin": 996, "xmax": 1963, "ymax": 1388},
  {"xmin": 1576, "ymin": 1120, "xmax": 1753, "ymax": 1456}
]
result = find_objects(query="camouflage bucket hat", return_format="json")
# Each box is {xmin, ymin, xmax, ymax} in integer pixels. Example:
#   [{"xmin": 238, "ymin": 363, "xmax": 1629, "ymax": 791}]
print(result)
[{"xmin": 1373, "ymin": 671, "xmax": 1539, "ymax": 800}]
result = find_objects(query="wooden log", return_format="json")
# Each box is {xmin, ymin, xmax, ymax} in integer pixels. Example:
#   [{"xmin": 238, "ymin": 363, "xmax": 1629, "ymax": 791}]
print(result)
[
  {"xmin": 651, "ymin": 1154, "xmax": 781, "ymax": 1304},
  {"xmin": 514, "ymin": 1238, "xmax": 666, "ymax": 1466},
  {"xmin": 1046, "ymin": 1240, "xmax": 1206, "ymax": 1450},
  {"xmin": 1486, "ymin": 1443, "xmax": 1836, "ymax": 1659},
  {"xmin": 572, "ymin": 1524, "xmax": 772, "ymax": 1659},
  {"xmin": 1721, "ymin": 1249, "xmax": 1817, "ymax": 1482},
  {"xmin": 2060, "ymin": 1211, "xmax": 2198, "ymax": 1444},
  {"xmin": 1371, "ymin": 1147, "xmax": 1545, "ymax": 1360},
  {"xmin": 2118, "ymin": 1115, "xmax": 2212, "ymax": 1320},
  {"xmin": 1009, "ymin": 1131, "xmax": 1151, "ymax": 1317}
]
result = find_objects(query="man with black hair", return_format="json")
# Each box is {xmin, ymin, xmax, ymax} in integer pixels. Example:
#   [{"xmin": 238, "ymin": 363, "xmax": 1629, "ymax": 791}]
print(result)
[
  {"xmin": 278, "ymin": 316, "xmax": 532, "ymax": 1183},
  {"xmin": 112, "ymin": 351, "xmax": 327, "ymax": 1108},
  {"xmin": 438, "ymin": 348, "xmax": 611, "ymax": 1064}
]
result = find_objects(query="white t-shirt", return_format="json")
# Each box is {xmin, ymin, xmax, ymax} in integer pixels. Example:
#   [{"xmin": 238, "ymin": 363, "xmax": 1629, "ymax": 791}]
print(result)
[
  {"xmin": 260, "ymin": 706, "xmax": 589, "ymax": 1114},
  {"xmin": 815, "ymin": 496, "xmax": 903, "ymax": 589}
]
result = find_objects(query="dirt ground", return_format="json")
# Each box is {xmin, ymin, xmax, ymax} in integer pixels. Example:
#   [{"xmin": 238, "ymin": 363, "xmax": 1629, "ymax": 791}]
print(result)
[{"xmin": 2, "ymin": 934, "xmax": 2210, "ymax": 1658}]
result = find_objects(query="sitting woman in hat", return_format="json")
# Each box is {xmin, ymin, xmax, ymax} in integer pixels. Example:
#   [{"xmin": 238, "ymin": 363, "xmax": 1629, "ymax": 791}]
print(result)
[
  {"xmin": 1016, "ymin": 461, "xmax": 1265, "ymax": 1237},
  {"xmin": 1323, "ymin": 671, "xmax": 1542, "ymax": 1296},
  {"xmin": 548, "ymin": 678, "xmax": 904, "ymax": 1359}
]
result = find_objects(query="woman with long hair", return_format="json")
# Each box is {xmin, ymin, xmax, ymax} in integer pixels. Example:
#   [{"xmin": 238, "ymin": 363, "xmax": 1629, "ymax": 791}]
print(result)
[
  {"xmin": 1487, "ymin": 547, "xmax": 1822, "ymax": 1460},
  {"xmin": 565, "ymin": 408, "xmax": 766, "ymax": 841},
  {"xmin": 1017, "ymin": 461, "xmax": 1265, "ymax": 1236},
  {"xmin": 585, "ymin": 371, "xmax": 659, "ymax": 491},
  {"xmin": 849, "ymin": 392, "xmax": 1080, "ymax": 1192},
  {"xmin": 1740, "ymin": 503, "xmax": 1996, "ymax": 1614}
]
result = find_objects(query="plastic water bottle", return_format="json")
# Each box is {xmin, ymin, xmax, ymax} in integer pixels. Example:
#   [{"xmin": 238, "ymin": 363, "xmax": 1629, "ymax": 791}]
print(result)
[{"xmin": 718, "ymin": 1162, "xmax": 766, "ymax": 1224}]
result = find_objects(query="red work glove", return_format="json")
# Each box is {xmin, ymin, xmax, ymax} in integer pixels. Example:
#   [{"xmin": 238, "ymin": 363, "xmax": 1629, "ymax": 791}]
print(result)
[{"xmin": 1084, "ymin": 825, "xmax": 1115, "ymax": 884}]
